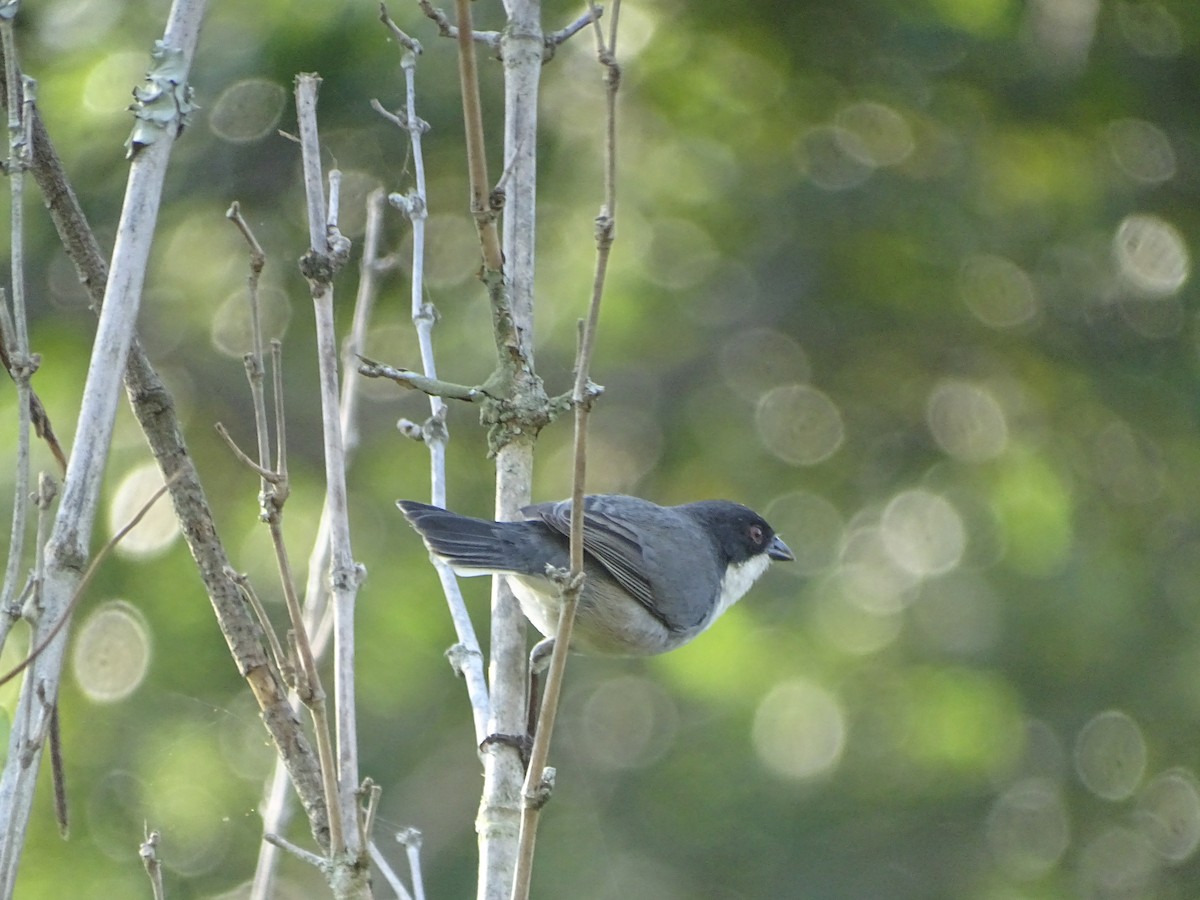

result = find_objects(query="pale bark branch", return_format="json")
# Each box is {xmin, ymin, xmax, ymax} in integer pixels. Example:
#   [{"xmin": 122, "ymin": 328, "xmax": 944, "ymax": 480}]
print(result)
[
  {"xmin": 294, "ymin": 74, "xmax": 369, "ymax": 881},
  {"xmin": 0, "ymin": 4, "xmax": 209, "ymax": 893},
  {"xmin": 379, "ymin": 3, "xmax": 492, "ymax": 743}
]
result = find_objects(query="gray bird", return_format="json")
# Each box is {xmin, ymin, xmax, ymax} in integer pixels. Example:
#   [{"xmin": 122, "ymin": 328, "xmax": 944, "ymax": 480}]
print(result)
[{"xmin": 397, "ymin": 495, "xmax": 793, "ymax": 656}]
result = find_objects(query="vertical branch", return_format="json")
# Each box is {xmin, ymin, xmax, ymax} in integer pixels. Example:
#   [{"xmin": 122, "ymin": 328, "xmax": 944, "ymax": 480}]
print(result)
[
  {"xmin": 294, "ymin": 73, "xmax": 365, "ymax": 861},
  {"xmin": 224, "ymin": 202, "xmax": 272, "ymax": 487},
  {"xmin": 0, "ymin": 1, "xmax": 208, "ymax": 894},
  {"xmin": 469, "ymin": 0, "xmax": 548, "ymax": 894},
  {"xmin": 0, "ymin": 11, "xmax": 32, "ymax": 628},
  {"xmin": 509, "ymin": 4, "xmax": 620, "ymax": 896},
  {"xmin": 454, "ymin": 0, "xmax": 503, "ymax": 271},
  {"xmin": 378, "ymin": 5, "xmax": 491, "ymax": 742}
]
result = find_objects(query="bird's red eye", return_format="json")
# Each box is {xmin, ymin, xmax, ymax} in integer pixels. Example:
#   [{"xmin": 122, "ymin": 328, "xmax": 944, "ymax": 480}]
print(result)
[{"xmin": 749, "ymin": 524, "xmax": 764, "ymax": 544}]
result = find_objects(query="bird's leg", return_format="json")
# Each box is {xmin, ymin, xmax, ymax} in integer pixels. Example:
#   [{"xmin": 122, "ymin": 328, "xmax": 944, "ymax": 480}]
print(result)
[{"xmin": 526, "ymin": 637, "xmax": 556, "ymax": 751}]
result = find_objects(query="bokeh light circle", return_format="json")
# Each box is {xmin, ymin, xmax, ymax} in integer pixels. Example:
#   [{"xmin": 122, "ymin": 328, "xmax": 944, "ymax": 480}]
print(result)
[
  {"xmin": 211, "ymin": 285, "xmax": 293, "ymax": 358},
  {"xmin": 755, "ymin": 384, "xmax": 844, "ymax": 466},
  {"xmin": 834, "ymin": 101, "xmax": 915, "ymax": 168},
  {"xmin": 880, "ymin": 489, "xmax": 966, "ymax": 578},
  {"xmin": 986, "ymin": 777, "xmax": 1070, "ymax": 879},
  {"xmin": 753, "ymin": 679, "xmax": 846, "ymax": 780},
  {"xmin": 1075, "ymin": 709, "xmax": 1147, "ymax": 801},
  {"xmin": 958, "ymin": 253, "xmax": 1039, "ymax": 328},
  {"xmin": 1106, "ymin": 118, "xmax": 1176, "ymax": 185},
  {"xmin": 1135, "ymin": 768, "xmax": 1200, "ymax": 862},
  {"xmin": 798, "ymin": 125, "xmax": 873, "ymax": 191},
  {"xmin": 1077, "ymin": 826, "xmax": 1158, "ymax": 897},
  {"xmin": 836, "ymin": 525, "xmax": 921, "ymax": 615},
  {"xmin": 209, "ymin": 78, "xmax": 287, "ymax": 143},
  {"xmin": 764, "ymin": 491, "xmax": 845, "ymax": 576},
  {"xmin": 1113, "ymin": 214, "xmax": 1190, "ymax": 296},
  {"xmin": 927, "ymin": 380, "xmax": 1009, "ymax": 463},
  {"xmin": 108, "ymin": 463, "xmax": 179, "ymax": 559},
  {"xmin": 720, "ymin": 328, "xmax": 811, "ymax": 400},
  {"xmin": 580, "ymin": 675, "xmax": 678, "ymax": 771},
  {"xmin": 72, "ymin": 600, "xmax": 152, "ymax": 703}
]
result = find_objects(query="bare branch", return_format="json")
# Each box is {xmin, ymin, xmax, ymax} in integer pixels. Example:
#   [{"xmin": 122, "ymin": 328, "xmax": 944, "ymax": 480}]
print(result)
[
  {"xmin": 544, "ymin": 6, "xmax": 603, "ymax": 59},
  {"xmin": 0, "ymin": 13, "xmax": 33, "ymax": 647},
  {"xmin": 139, "ymin": 830, "xmax": 165, "ymax": 900},
  {"xmin": 294, "ymin": 71, "xmax": 365, "ymax": 863},
  {"xmin": 377, "ymin": 12, "xmax": 491, "ymax": 739},
  {"xmin": 357, "ymin": 356, "xmax": 486, "ymax": 402},
  {"xmin": 48, "ymin": 703, "xmax": 66, "ymax": 838},
  {"xmin": 214, "ymin": 423, "xmax": 281, "ymax": 483},
  {"xmin": 398, "ymin": 827, "xmax": 428, "ymax": 900},
  {"xmin": 453, "ymin": 0, "xmax": 504, "ymax": 271},
  {"xmin": 263, "ymin": 832, "xmax": 326, "ymax": 869},
  {"xmin": 415, "ymin": 0, "xmax": 501, "ymax": 54},
  {"xmin": 369, "ymin": 841, "xmax": 416, "ymax": 900}
]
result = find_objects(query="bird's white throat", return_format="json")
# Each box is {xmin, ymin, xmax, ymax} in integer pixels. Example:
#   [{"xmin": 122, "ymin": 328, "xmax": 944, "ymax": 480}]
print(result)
[{"xmin": 712, "ymin": 553, "xmax": 772, "ymax": 623}]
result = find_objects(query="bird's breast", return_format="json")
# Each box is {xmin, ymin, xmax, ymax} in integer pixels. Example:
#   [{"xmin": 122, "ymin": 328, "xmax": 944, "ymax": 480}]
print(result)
[{"xmin": 506, "ymin": 572, "xmax": 680, "ymax": 656}]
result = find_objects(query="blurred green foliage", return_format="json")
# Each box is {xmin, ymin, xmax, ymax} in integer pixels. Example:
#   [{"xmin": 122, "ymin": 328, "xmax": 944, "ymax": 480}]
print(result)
[{"xmin": 3, "ymin": 0, "xmax": 1200, "ymax": 897}]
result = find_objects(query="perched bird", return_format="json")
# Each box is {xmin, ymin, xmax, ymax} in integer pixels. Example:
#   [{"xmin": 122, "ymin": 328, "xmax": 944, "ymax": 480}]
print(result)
[{"xmin": 397, "ymin": 495, "xmax": 793, "ymax": 656}]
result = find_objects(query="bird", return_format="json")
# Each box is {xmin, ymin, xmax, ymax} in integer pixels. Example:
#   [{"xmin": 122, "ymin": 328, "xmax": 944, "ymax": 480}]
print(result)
[{"xmin": 397, "ymin": 494, "xmax": 793, "ymax": 657}]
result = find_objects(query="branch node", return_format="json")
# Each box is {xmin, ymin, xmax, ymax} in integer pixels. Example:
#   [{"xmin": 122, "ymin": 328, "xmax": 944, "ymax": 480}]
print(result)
[
  {"xmin": 397, "ymin": 418, "xmax": 424, "ymax": 442},
  {"xmin": 445, "ymin": 641, "xmax": 483, "ymax": 678},
  {"xmin": 544, "ymin": 6, "xmax": 604, "ymax": 60},
  {"xmin": 395, "ymin": 826, "xmax": 423, "ymax": 849},
  {"xmin": 524, "ymin": 767, "xmax": 556, "ymax": 810}
]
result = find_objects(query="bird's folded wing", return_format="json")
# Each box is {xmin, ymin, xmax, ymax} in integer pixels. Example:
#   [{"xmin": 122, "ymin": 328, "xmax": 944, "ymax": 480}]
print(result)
[{"xmin": 524, "ymin": 500, "xmax": 661, "ymax": 621}]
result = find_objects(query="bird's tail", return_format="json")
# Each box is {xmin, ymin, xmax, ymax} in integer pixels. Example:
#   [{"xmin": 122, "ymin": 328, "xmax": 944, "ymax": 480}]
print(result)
[{"xmin": 397, "ymin": 500, "xmax": 524, "ymax": 574}]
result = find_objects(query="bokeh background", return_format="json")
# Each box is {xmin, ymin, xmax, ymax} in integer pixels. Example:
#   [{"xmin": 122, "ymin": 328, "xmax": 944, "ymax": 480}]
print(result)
[{"xmin": 3, "ymin": 0, "xmax": 1200, "ymax": 897}]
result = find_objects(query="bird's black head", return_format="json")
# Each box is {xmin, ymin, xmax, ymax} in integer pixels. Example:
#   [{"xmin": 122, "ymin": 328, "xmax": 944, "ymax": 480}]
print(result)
[{"xmin": 681, "ymin": 500, "xmax": 794, "ymax": 565}]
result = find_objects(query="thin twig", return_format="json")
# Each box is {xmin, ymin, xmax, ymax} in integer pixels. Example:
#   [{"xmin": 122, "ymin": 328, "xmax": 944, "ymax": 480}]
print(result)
[
  {"xmin": 263, "ymin": 832, "xmax": 326, "ymax": 869},
  {"xmin": 213, "ymin": 423, "xmax": 280, "ymax": 482},
  {"xmin": 49, "ymin": 703, "xmax": 66, "ymax": 838},
  {"xmin": 368, "ymin": 841, "xmax": 416, "ymax": 900},
  {"xmin": 454, "ymin": 0, "xmax": 503, "ymax": 271},
  {"xmin": 357, "ymin": 356, "xmax": 485, "ymax": 402},
  {"xmin": 398, "ymin": 827, "xmax": 427, "ymax": 900},
  {"xmin": 0, "ymin": 474, "xmax": 54, "ymax": 652},
  {"xmin": 225, "ymin": 202, "xmax": 273, "ymax": 507},
  {"xmin": 416, "ymin": 0, "xmax": 501, "ymax": 53},
  {"xmin": 139, "ymin": 830, "xmax": 165, "ymax": 900},
  {"xmin": 544, "ymin": 6, "xmax": 603, "ymax": 59},
  {"xmin": 219, "ymin": 218, "xmax": 344, "ymax": 860},
  {"xmin": 225, "ymin": 567, "xmax": 291, "ymax": 684}
]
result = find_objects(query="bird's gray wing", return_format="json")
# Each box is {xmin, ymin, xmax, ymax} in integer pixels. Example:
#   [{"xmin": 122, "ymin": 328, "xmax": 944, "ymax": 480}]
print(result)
[
  {"xmin": 524, "ymin": 496, "xmax": 723, "ymax": 632},
  {"xmin": 523, "ymin": 497, "xmax": 660, "ymax": 618}
]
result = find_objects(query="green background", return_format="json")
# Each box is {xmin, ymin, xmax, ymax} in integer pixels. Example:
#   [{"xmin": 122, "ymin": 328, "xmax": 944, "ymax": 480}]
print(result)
[{"xmin": 4, "ymin": 0, "xmax": 1200, "ymax": 897}]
